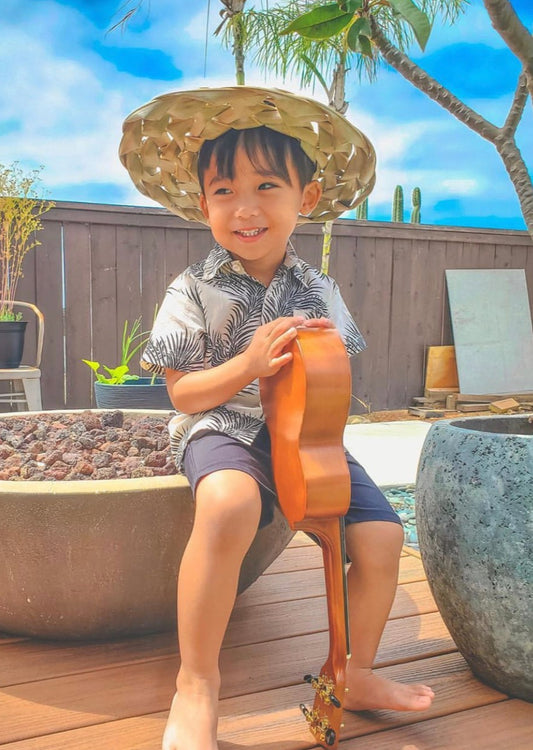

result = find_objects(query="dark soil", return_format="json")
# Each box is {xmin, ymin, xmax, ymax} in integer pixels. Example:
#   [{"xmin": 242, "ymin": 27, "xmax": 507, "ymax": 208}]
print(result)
[{"xmin": 0, "ymin": 410, "xmax": 178, "ymax": 481}]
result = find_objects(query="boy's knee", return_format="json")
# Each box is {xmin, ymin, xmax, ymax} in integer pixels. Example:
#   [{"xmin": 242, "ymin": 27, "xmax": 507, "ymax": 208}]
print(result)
[
  {"xmin": 194, "ymin": 470, "xmax": 262, "ymax": 541},
  {"xmin": 346, "ymin": 520, "xmax": 404, "ymax": 572}
]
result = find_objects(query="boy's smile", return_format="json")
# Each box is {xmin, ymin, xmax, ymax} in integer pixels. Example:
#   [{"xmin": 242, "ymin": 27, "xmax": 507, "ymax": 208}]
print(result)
[{"xmin": 199, "ymin": 146, "xmax": 321, "ymax": 285}]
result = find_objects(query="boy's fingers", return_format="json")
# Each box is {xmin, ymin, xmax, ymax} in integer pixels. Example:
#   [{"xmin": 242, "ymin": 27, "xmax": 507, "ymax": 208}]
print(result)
[
  {"xmin": 301, "ymin": 317, "xmax": 334, "ymax": 329},
  {"xmin": 268, "ymin": 351, "xmax": 293, "ymax": 372},
  {"xmin": 270, "ymin": 326, "xmax": 297, "ymax": 354}
]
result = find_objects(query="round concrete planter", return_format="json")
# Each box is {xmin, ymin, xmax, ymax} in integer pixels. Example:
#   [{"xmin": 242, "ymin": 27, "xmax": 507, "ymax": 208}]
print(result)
[
  {"xmin": 416, "ymin": 414, "xmax": 533, "ymax": 701},
  {"xmin": 0, "ymin": 410, "xmax": 293, "ymax": 640}
]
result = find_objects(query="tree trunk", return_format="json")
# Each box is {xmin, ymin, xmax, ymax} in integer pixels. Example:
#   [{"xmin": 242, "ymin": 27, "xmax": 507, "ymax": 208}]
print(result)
[
  {"xmin": 369, "ymin": 17, "xmax": 533, "ymax": 237},
  {"xmin": 321, "ymin": 58, "xmax": 348, "ymax": 275},
  {"xmin": 233, "ymin": 16, "xmax": 246, "ymax": 84},
  {"xmin": 494, "ymin": 136, "xmax": 533, "ymax": 234},
  {"xmin": 483, "ymin": 0, "xmax": 533, "ymax": 106}
]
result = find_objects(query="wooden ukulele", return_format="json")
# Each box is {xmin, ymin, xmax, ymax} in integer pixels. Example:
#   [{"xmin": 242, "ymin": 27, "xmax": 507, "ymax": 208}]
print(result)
[{"xmin": 260, "ymin": 327, "xmax": 351, "ymax": 749}]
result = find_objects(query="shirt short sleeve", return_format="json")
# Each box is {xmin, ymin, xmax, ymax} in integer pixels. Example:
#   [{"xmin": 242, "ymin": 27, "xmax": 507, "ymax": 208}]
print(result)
[
  {"xmin": 141, "ymin": 273, "xmax": 206, "ymax": 375},
  {"xmin": 324, "ymin": 278, "xmax": 367, "ymax": 357}
]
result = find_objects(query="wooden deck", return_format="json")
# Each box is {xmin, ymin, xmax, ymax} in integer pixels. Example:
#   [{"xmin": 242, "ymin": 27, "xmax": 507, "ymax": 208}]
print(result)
[{"xmin": 1, "ymin": 534, "xmax": 531, "ymax": 749}]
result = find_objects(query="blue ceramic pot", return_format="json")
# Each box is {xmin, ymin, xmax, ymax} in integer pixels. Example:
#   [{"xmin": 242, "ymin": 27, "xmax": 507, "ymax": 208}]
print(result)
[{"xmin": 416, "ymin": 414, "xmax": 533, "ymax": 701}]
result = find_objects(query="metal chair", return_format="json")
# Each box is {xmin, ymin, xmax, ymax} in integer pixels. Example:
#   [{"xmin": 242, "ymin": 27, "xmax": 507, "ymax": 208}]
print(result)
[{"xmin": 0, "ymin": 301, "xmax": 44, "ymax": 411}]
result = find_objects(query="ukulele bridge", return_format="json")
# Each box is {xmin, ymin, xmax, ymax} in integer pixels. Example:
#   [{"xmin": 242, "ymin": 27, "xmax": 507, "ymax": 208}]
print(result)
[
  {"xmin": 299, "ymin": 704, "xmax": 336, "ymax": 746},
  {"xmin": 303, "ymin": 673, "xmax": 342, "ymax": 707}
]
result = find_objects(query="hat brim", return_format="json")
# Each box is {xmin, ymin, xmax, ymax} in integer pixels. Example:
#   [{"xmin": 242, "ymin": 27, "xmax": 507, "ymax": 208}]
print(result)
[{"xmin": 119, "ymin": 86, "xmax": 376, "ymax": 224}]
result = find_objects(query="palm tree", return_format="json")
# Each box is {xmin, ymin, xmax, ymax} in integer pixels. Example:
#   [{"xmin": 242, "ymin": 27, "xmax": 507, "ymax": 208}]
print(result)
[
  {"xmin": 234, "ymin": 2, "xmax": 464, "ymax": 272},
  {"xmin": 281, "ymin": 0, "xmax": 533, "ymax": 237},
  {"xmin": 239, "ymin": 1, "xmax": 360, "ymax": 273},
  {"xmin": 111, "ymin": 1, "xmax": 250, "ymax": 84},
  {"xmin": 215, "ymin": 0, "xmax": 248, "ymax": 84}
]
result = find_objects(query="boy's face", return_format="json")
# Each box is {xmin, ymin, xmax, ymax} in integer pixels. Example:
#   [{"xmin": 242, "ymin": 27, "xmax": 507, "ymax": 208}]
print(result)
[{"xmin": 199, "ymin": 145, "xmax": 321, "ymax": 284}]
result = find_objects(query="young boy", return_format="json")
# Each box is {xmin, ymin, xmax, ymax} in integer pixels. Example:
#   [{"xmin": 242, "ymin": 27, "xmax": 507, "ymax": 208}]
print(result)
[{"xmin": 120, "ymin": 87, "xmax": 434, "ymax": 750}]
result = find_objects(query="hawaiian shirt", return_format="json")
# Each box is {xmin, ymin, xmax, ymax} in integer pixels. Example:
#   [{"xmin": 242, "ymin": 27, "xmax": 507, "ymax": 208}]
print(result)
[{"xmin": 141, "ymin": 243, "xmax": 366, "ymax": 470}]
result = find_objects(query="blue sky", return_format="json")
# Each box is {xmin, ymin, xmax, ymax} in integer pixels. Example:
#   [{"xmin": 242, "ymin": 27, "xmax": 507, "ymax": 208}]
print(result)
[{"xmin": 1, "ymin": 0, "xmax": 532, "ymax": 230}]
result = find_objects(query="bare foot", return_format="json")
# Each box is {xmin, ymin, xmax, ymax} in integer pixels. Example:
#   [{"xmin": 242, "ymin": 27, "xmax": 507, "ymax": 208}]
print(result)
[
  {"xmin": 162, "ymin": 675, "xmax": 219, "ymax": 750},
  {"xmin": 344, "ymin": 667, "xmax": 434, "ymax": 712}
]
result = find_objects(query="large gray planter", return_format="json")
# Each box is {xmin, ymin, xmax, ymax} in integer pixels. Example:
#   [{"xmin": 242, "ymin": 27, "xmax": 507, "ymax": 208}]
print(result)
[
  {"xmin": 416, "ymin": 415, "xmax": 533, "ymax": 701},
  {"xmin": 0, "ymin": 410, "xmax": 293, "ymax": 640}
]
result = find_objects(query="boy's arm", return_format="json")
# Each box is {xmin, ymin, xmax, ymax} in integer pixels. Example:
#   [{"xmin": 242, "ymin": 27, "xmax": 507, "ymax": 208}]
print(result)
[{"xmin": 166, "ymin": 316, "xmax": 304, "ymax": 414}]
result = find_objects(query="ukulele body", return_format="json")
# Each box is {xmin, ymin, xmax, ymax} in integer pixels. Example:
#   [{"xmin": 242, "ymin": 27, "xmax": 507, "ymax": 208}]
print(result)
[{"xmin": 260, "ymin": 327, "xmax": 352, "ymax": 749}]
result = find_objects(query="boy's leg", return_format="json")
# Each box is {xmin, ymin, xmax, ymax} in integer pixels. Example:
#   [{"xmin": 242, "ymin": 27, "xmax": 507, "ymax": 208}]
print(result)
[
  {"xmin": 162, "ymin": 469, "xmax": 262, "ymax": 750},
  {"xmin": 343, "ymin": 519, "xmax": 435, "ymax": 712}
]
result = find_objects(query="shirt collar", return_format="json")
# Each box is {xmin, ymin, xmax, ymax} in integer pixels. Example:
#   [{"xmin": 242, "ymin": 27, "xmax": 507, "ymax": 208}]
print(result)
[{"xmin": 202, "ymin": 242, "xmax": 308, "ymax": 285}]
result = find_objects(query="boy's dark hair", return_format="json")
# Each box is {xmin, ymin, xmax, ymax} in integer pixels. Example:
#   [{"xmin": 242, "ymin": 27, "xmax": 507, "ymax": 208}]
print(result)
[{"xmin": 197, "ymin": 126, "xmax": 316, "ymax": 193}]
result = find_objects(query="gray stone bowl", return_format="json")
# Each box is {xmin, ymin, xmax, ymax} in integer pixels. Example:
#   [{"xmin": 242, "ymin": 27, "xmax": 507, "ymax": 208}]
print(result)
[
  {"xmin": 416, "ymin": 414, "xmax": 533, "ymax": 701},
  {"xmin": 0, "ymin": 410, "xmax": 293, "ymax": 640}
]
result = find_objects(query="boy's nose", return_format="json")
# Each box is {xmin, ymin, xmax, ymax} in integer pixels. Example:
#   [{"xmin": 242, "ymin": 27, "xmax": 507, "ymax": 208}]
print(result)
[{"xmin": 234, "ymin": 200, "xmax": 259, "ymax": 219}]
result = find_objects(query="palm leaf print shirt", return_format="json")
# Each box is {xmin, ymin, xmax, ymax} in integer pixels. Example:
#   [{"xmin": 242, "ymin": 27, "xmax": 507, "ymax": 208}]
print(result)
[{"xmin": 141, "ymin": 243, "xmax": 366, "ymax": 471}]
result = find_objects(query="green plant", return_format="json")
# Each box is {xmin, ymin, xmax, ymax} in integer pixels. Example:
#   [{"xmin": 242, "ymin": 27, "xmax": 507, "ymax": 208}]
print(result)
[
  {"xmin": 83, "ymin": 316, "xmax": 150, "ymax": 384},
  {"xmin": 410, "ymin": 187, "xmax": 422, "ymax": 223},
  {"xmin": 392, "ymin": 185, "xmax": 404, "ymax": 222},
  {"xmin": 356, "ymin": 197, "xmax": 368, "ymax": 220},
  {"xmin": 0, "ymin": 163, "xmax": 54, "ymax": 321}
]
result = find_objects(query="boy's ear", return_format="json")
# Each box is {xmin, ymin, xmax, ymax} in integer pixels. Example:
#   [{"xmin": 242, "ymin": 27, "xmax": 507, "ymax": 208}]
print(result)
[
  {"xmin": 199, "ymin": 193, "xmax": 209, "ymax": 221},
  {"xmin": 300, "ymin": 180, "xmax": 322, "ymax": 217}
]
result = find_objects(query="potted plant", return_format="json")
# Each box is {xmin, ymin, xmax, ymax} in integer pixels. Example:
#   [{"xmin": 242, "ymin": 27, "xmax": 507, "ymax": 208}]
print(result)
[
  {"xmin": 83, "ymin": 315, "xmax": 173, "ymax": 410},
  {"xmin": 0, "ymin": 163, "xmax": 54, "ymax": 367}
]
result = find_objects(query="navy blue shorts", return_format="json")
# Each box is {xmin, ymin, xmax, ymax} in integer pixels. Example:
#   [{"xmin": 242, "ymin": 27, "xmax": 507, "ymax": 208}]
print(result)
[{"xmin": 183, "ymin": 427, "xmax": 402, "ymax": 530}]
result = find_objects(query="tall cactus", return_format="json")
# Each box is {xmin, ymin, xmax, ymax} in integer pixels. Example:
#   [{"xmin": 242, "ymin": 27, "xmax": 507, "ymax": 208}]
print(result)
[
  {"xmin": 392, "ymin": 185, "xmax": 404, "ymax": 222},
  {"xmin": 356, "ymin": 197, "xmax": 368, "ymax": 220},
  {"xmin": 410, "ymin": 187, "xmax": 422, "ymax": 223}
]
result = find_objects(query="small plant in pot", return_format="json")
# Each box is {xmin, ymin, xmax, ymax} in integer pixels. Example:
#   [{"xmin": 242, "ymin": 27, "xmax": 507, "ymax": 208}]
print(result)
[
  {"xmin": 83, "ymin": 316, "xmax": 173, "ymax": 410},
  {"xmin": 0, "ymin": 163, "xmax": 54, "ymax": 368}
]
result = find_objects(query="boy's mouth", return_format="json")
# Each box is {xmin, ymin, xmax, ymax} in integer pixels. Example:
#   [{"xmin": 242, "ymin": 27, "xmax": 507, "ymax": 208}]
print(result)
[{"xmin": 234, "ymin": 227, "xmax": 266, "ymax": 239}]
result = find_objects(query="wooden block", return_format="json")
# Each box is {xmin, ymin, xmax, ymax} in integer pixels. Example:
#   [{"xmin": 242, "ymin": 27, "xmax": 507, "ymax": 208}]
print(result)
[
  {"xmin": 446, "ymin": 393, "xmax": 459, "ymax": 410},
  {"xmin": 408, "ymin": 406, "xmax": 447, "ymax": 418},
  {"xmin": 457, "ymin": 403, "xmax": 490, "ymax": 412},
  {"xmin": 490, "ymin": 398, "xmax": 521, "ymax": 413},
  {"xmin": 413, "ymin": 396, "xmax": 444, "ymax": 406},
  {"xmin": 424, "ymin": 346, "xmax": 459, "ymax": 390},
  {"xmin": 458, "ymin": 392, "xmax": 533, "ymax": 403},
  {"xmin": 425, "ymin": 387, "xmax": 459, "ymax": 400}
]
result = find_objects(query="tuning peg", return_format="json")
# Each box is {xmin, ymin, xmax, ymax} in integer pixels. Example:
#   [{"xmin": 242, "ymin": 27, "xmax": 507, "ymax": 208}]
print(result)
[
  {"xmin": 325, "ymin": 728, "xmax": 336, "ymax": 746},
  {"xmin": 303, "ymin": 674, "xmax": 341, "ymax": 707},
  {"xmin": 329, "ymin": 692, "xmax": 341, "ymax": 708}
]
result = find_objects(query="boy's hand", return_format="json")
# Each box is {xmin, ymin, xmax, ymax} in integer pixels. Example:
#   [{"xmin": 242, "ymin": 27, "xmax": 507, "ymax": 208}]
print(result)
[
  {"xmin": 300, "ymin": 317, "xmax": 336, "ymax": 329},
  {"xmin": 244, "ymin": 316, "xmax": 304, "ymax": 378}
]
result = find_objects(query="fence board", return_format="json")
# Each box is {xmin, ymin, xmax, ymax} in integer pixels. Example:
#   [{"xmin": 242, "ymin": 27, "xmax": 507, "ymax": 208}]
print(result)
[
  {"xmin": 17, "ymin": 203, "xmax": 529, "ymax": 412},
  {"xmin": 63, "ymin": 222, "xmax": 92, "ymax": 408},
  {"xmin": 35, "ymin": 220, "xmax": 64, "ymax": 409}
]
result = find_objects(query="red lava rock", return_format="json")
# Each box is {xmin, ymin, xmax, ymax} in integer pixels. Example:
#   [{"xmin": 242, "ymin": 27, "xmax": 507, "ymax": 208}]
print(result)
[
  {"xmin": 144, "ymin": 451, "xmax": 168, "ymax": 468},
  {"xmin": 62, "ymin": 452, "xmax": 81, "ymax": 466},
  {"xmin": 0, "ymin": 411, "xmax": 178, "ymax": 481},
  {"xmin": 75, "ymin": 460, "xmax": 94, "ymax": 476},
  {"xmin": 0, "ymin": 445, "xmax": 15, "ymax": 459}
]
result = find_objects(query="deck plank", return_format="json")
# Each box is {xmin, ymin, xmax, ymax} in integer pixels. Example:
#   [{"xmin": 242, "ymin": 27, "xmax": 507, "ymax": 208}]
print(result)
[
  {"xmin": 0, "ymin": 538, "xmax": 529, "ymax": 750},
  {"xmin": 234, "ymin": 577, "xmax": 436, "ymax": 617},
  {"xmin": 236, "ymin": 554, "xmax": 427, "ymax": 609},
  {"xmin": 339, "ymin": 700, "xmax": 533, "ymax": 749},
  {"xmin": 0, "ymin": 653, "xmax": 509, "ymax": 749}
]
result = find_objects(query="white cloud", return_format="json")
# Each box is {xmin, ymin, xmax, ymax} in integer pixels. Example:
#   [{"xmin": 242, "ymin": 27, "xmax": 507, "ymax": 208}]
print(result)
[{"xmin": 442, "ymin": 178, "xmax": 479, "ymax": 196}]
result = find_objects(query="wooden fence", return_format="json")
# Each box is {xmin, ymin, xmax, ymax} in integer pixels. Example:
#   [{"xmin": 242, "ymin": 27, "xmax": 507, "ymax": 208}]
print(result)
[{"xmin": 12, "ymin": 201, "xmax": 533, "ymax": 413}]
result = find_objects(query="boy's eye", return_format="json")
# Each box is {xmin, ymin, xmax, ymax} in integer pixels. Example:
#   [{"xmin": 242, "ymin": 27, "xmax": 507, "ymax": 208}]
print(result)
[
  {"xmin": 258, "ymin": 182, "xmax": 277, "ymax": 190},
  {"xmin": 214, "ymin": 187, "xmax": 231, "ymax": 195}
]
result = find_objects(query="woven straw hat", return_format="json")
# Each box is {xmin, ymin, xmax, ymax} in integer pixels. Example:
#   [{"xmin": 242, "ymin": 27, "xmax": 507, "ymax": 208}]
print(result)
[{"xmin": 119, "ymin": 86, "xmax": 376, "ymax": 224}]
